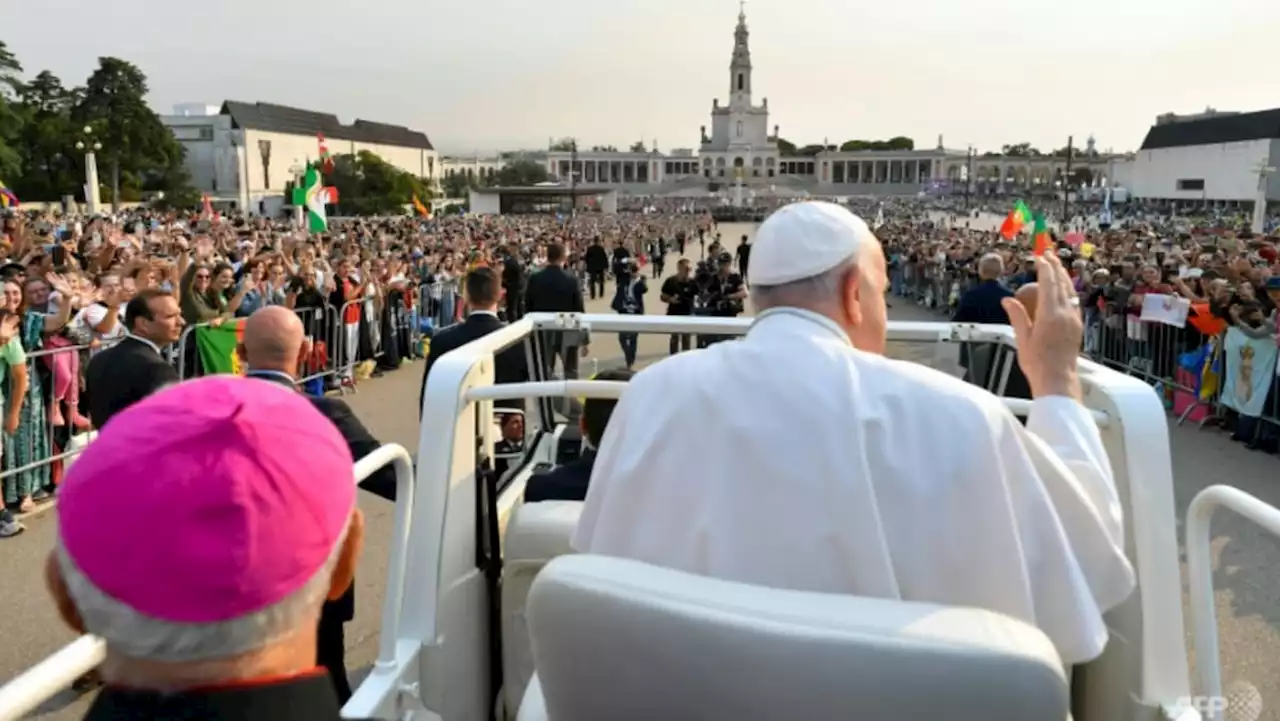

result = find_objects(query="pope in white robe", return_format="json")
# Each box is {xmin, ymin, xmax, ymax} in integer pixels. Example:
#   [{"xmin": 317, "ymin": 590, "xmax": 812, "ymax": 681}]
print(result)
[{"xmin": 572, "ymin": 201, "xmax": 1136, "ymax": 666}]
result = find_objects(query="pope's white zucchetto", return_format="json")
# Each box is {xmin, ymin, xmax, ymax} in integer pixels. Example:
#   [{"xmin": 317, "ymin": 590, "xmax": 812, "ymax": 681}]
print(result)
[{"xmin": 750, "ymin": 201, "xmax": 874, "ymax": 287}]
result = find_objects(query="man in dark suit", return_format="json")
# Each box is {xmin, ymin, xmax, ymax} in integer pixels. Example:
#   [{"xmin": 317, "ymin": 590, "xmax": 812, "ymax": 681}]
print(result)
[
  {"xmin": 525, "ymin": 368, "xmax": 633, "ymax": 503},
  {"xmin": 525, "ymin": 243, "xmax": 587, "ymax": 380},
  {"xmin": 952, "ymin": 253, "xmax": 1031, "ymax": 402},
  {"xmin": 239, "ymin": 306, "xmax": 398, "ymax": 704},
  {"xmin": 500, "ymin": 244, "xmax": 525, "ymax": 322},
  {"xmin": 953, "ymin": 253, "xmax": 1013, "ymax": 325},
  {"xmin": 85, "ymin": 289, "xmax": 183, "ymax": 429},
  {"xmin": 583, "ymin": 237, "xmax": 609, "ymax": 300},
  {"xmin": 421, "ymin": 267, "xmax": 529, "ymax": 418}
]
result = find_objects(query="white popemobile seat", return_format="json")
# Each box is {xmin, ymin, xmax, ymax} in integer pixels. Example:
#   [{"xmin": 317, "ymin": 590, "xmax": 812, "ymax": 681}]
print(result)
[{"xmin": 518, "ymin": 554, "xmax": 1069, "ymax": 721}]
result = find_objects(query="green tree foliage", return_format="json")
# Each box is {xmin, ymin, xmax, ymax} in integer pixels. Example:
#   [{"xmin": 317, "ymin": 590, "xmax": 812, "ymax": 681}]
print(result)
[
  {"xmin": 590, "ymin": 145, "xmax": 618, "ymax": 152},
  {"xmin": 549, "ymin": 137, "xmax": 577, "ymax": 151},
  {"xmin": 493, "ymin": 158, "xmax": 549, "ymax": 186},
  {"xmin": 629, "ymin": 140, "xmax": 647, "ymax": 153},
  {"xmin": 0, "ymin": 41, "xmax": 24, "ymax": 180},
  {"xmin": 839, "ymin": 136, "xmax": 914, "ymax": 151},
  {"xmin": 794, "ymin": 144, "xmax": 832, "ymax": 156},
  {"xmin": 1000, "ymin": 142, "xmax": 1041, "ymax": 157},
  {"xmin": 0, "ymin": 48, "xmax": 200, "ymax": 206},
  {"xmin": 14, "ymin": 71, "xmax": 79, "ymax": 200},
  {"xmin": 74, "ymin": 57, "xmax": 192, "ymax": 203},
  {"xmin": 776, "ymin": 137, "xmax": 797, "ymax": 155},
  {"xmin": 327, "ymin": 150, "xmax": 431, "ymax": 216}
]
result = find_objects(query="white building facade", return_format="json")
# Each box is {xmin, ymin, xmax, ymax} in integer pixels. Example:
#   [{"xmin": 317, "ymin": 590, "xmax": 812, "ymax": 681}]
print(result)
[
  {"xmin": 162, "ymin": 101, "xmax": 438, "ymax": 216},
  {"xmin": 1112, "ymin": 108, "xmax": 1280, "ymax": 208},
  {"xmin": 542, "ymin": 9, "xmax": 1117, "ymax": 197}
]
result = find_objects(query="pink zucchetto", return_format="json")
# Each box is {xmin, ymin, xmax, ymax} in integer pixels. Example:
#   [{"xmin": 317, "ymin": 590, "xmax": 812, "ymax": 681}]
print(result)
[{"xmin": 57, "ymin": 376, "xmax": 356, "ymax": 624}]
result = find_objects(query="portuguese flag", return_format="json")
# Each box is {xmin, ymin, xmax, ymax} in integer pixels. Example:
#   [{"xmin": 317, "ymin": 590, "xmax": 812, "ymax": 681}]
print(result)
[
  {"xmin": 999, "ymin": 200, "xmax": 1033, "ymax": 240},
  {"xmin": 1031, "ymin": 212, "xmax": 1053, "ymax": 257},
  {"xmin": 195, "ymin": 320, "xmax": 246, "ymax": 376}
]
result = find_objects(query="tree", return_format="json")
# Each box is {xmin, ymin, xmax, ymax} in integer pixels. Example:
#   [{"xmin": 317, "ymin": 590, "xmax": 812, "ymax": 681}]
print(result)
[
  {"xmin": 590, "ymin": 145, "xmax": 618, "ymax": 152},
  {"xmin": 839, "ymin": 137, "xmax": 914, "ymax": 152},
  {"xmin": 629, "ymin": 140, "xmax": 647, "ymax": 153},
  {"xmin": 1000, "ymin": 143, "xmax": 1041, "ymax": 157},
  {"xmin": 0, "ymin": 41, "xmax": 24, "ymax": 180},
  {"xmin": 14, "ymin": 71, "xmax": 79, "ymax": 201},
  {"xmin": 73, "ymin": 57, "xmax": 195, "ymax": 205},
  {"xmin": 795, "ymin": 144, "xmax": 830, "ymax": 156},
  {"xmin": 494, "ymin": 158, "xmax": 549, "ymax": 186},
  {"xmin": 549, "ymin": 137, "xmax": 576, "ymax": 151},
  {"xmin": 327, "ymin": 150, "xmax": 432, "ymax": 216},
  {"xmin": 776, "ymin": 137, "xmax": 797, "ymax": 155}
]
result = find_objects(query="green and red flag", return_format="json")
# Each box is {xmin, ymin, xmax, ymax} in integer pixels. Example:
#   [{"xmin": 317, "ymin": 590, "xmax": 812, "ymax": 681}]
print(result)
[
  {"xmin": 290, "ymin": 164, "xmax": 338, "ymax": 233},
  {"xmin": 999, "ymin": 200, "xmax": 1033, "ymax": 240},
  {"xmin": 195, "ymin": 319, "xmax": 247, "ymax": 376},
  {"xmin": 1031, "ymin": 212, "xmax": 1053, "ymax": 256}
]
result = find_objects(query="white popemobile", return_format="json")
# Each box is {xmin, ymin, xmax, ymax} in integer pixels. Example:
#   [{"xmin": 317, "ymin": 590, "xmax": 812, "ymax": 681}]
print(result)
[{"xmin": 0, "ymin": 313, "xmax": 1274, "ymax": 721}]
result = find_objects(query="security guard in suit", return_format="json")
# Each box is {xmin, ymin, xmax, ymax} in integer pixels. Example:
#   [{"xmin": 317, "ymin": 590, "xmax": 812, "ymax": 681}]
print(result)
[{"xmin": 421, "ymin": 267, "xmax": 529, "ymax": 418}]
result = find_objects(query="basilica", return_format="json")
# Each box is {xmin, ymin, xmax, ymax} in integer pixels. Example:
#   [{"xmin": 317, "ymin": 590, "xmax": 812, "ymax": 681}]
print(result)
[{"xmin": 542, "ymin": 7, "xmax": 1118, "ymax": 197}]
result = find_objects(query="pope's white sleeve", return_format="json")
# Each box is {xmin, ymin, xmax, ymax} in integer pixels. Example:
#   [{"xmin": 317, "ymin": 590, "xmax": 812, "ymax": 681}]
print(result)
[{"xmin": 995, "ymin": 396, "xmax": 1136, "ymax": 664}]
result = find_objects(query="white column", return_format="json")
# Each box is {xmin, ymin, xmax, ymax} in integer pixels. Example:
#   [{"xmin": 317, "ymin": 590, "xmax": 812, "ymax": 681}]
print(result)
[{"xmin": 83, "ymin": 151, "xmax": 101, "ymax": 215}]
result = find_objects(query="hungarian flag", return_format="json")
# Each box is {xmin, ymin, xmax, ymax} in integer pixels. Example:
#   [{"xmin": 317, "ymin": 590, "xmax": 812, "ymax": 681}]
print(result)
[
  {"xmin": 999, "ymin": 200, "xmax": 1033, "ymax": 240},
  {"xmin": 195, "ymin": 320, "xmax": 246, "ymax": 376},
  {"xmin": 1031, "ymin": 212, "xmax": 1053, "ymax": 256}
]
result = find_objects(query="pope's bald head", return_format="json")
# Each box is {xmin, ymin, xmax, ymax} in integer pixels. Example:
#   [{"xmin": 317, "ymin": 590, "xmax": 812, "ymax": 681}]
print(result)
[{"xmin": 242, "ymin": 306, "xmax": 304, "ymax": 373}]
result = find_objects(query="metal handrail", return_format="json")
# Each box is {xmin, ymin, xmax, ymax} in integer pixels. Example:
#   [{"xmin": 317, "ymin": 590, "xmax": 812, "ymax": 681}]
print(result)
[
  {"xmin": 1184, "ymin": 485, "xmax": 1280, "ymax": 721},
  {"xmin": 0, "ymin": 443, "xmax": 415, "ymax": 721}
]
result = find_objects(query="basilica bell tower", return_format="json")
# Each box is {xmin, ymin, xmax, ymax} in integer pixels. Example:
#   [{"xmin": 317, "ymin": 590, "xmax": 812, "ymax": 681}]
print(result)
[{"xmin": 729, "ymin": 2, "xmax": 753, "ymax": 107}]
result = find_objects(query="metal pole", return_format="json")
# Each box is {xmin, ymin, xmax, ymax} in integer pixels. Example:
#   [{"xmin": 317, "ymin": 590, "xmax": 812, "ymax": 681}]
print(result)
[
  {"xmin": 964, "ymin": 147, "xmax": 974, "ymax": 211},
  {"xmin": 1062, "ymin": 135, "xmax": 1074, "ymax": 223},
  {"xmin": 570, "ymin": 139, "xmax": 578, "ymax": 218}
]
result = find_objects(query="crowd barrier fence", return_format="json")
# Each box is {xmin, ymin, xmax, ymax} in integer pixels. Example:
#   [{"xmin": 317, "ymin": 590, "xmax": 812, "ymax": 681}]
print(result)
[{"xmin": 0, "ymin": 279, "xmax": 461, "ymax": 511}]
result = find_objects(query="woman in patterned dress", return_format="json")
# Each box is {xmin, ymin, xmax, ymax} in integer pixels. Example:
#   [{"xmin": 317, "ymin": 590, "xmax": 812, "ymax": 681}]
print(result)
[
  {"xmin": 2, "ymin": 278, "xmax": 54, "ymax": 510},
  {"xmin": 0, "ymin": 280, "xmax": 39, "ymax": 512}
]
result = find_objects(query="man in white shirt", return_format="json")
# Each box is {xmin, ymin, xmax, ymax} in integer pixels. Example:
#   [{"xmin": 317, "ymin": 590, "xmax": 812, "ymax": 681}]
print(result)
[{"xmin": 573, "ymin": 201, "xmax": 1135, "ymax": 666}]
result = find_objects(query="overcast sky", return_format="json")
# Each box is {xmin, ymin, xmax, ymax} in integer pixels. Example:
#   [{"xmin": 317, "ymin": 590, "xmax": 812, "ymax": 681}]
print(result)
[{"xmin": 6, "ymin": 0, "xmax": 1275, "ymax": 155}]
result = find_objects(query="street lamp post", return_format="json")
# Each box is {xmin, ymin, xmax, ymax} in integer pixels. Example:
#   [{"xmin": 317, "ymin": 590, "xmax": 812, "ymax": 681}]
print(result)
[
  {"xmin": 569, "ymin": 139, "xmax": 579, "ymax": 218},
  {"xmin": 230, "ymin": 131, "xmax": 253, "ymax": 215},
  {"xmin": 1253, "ymin": 160, "xmax": 1276, "ymax": 235},
  {"xmin": 74, "ymin": 126, "xmax": 103, "ymax": 215},
  {"xmin": 258, "ymin": 139, "xmax": 273, "ymax": 215},
  {"xmin": 964, "ymin": 145, "xmax": 975, "ymax": 211}
]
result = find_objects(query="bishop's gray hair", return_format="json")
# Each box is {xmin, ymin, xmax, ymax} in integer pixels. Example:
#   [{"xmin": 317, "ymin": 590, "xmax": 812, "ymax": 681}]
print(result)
[
  {"xmin": 750, "ymin": 252, "xmax": 861, "ymax": 312},
  {"xmin": 55, "ymin": 519, "xmax": 348, "ymax": 663}
]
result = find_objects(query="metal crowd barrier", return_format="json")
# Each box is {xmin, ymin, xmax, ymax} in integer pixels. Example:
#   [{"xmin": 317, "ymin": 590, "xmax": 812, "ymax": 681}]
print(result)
[
  {"xmin": 0, "ymin": 340, "xmax": 119, "ymax": 509},
  {"xmin": 0, "ymin": 281, "xmax": 461, "ymax": 496}
]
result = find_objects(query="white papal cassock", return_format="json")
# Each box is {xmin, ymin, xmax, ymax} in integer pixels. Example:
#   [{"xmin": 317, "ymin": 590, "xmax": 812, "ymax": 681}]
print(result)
[{"xmin": 572, "ymin": 307, "xmax": 1136, "ymax": 665}]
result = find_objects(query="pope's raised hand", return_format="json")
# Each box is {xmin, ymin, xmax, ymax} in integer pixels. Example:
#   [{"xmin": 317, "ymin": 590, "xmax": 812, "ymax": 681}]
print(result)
[{"xmin": 1001, "ymin": 252, "xmax": 1083, "ymax": 401}]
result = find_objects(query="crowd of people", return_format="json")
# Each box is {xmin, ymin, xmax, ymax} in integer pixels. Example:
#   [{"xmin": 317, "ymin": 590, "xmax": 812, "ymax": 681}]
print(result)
[
  {"xmin": 0, "ymin": 206, "xmax": 719, "ymax": 537},
  {"xmin": 877, "ymin": 199, "xmax": 1280, "ymax": 453}
]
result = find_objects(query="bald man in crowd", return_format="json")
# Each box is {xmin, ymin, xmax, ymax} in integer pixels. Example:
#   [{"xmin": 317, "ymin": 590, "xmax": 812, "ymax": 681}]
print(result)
[
  {"xmin": 240, "ymin": 306, "xmax": 396, "ymax": 703},
  {"xmin": 575, "ymin": 201, "xmax": 1135, "ymax": 667},
  {"xmin": 49, "ymin": 378, "xmax": 372, "ymax": 720}
]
